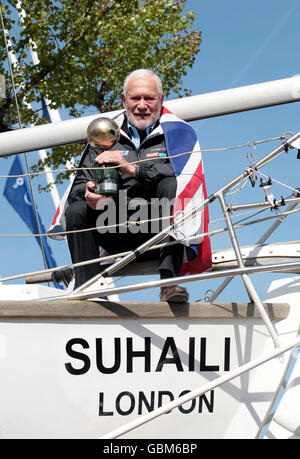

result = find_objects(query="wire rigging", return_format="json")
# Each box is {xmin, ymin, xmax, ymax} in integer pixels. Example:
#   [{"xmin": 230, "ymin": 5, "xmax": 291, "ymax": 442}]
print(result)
[{"xmin": 0, "ymin": 1, "xmax": 49, "ymax": 273}]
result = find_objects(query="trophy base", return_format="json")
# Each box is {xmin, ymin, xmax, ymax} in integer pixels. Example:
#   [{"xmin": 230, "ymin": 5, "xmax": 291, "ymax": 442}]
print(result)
[{"xmin": 95, "ymin": 182, "xmax": 118, "ymax": 200}]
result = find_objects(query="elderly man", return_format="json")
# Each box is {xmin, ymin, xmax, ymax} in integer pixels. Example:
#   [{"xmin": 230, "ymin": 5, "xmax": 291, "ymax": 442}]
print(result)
[{"xmin": 65, "ymin": 69, "xmax": 211, "ymax": 302}]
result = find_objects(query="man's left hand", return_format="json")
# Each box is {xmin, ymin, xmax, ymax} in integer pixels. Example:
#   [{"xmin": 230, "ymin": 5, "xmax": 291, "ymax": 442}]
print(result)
[{"xmin": 95, "ymin": 150, "xmax": 136, "ymax": 176}]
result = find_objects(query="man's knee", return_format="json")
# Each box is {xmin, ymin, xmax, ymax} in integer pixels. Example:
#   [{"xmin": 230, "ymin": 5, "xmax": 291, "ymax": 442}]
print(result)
[
  {"xmin": 156, "ymin": 176, "xmax": 177, "ymax": 200},
  {"xmin": 65, "ymin": 200, "xmax": 90, "ymax": 228}
]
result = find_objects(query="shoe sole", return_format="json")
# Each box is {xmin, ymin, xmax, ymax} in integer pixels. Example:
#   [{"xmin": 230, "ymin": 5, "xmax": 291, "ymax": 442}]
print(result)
[{"xmin": 161, "ymin": 294, "xmax": 189, "ymax": 303}]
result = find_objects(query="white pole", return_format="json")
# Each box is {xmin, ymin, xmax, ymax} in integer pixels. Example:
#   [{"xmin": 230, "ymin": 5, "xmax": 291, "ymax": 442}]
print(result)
[
  {"xmin": 99, "ymin": 336, "xmax": 300, "ymax": 439},
  {"xmin": 1, "ymin": 75, "xmax": 300, "ymax": 157}
]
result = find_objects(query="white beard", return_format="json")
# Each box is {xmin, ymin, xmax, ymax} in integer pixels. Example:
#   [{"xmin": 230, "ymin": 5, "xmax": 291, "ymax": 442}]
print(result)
[{"xmin": 126, "ymin": 105, "xmax": 161, "ymax": 130}]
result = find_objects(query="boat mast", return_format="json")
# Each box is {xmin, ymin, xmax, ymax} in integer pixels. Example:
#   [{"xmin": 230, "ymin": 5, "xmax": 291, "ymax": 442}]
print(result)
[{"xmin": 1, "ymin": 75, "xmax": 300, "ymax": 157}]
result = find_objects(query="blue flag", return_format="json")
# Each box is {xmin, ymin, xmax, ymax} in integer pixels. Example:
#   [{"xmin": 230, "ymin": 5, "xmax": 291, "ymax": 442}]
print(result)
[
  {"xmin": 40, "ymin": 93, "xmax": 50, "ymax": 121},
  {"xmin": 3, "ymin": 156, "xmax": 63, "ymax": 289}
]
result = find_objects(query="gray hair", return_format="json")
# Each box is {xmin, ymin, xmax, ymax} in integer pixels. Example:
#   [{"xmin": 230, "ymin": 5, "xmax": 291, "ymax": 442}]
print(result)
[{"xmin": 123, "ymin": 69, "xmax": 163, "ymax": 98}]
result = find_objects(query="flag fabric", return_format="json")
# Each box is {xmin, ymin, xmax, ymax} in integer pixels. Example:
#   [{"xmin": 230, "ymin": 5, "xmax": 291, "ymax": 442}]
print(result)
[
  {"xmin": 48, "ymin": 179, "xmax": 73, "ymax": 240},
  {"xmin": 159, "ymin": 107, "xmax": 211, "ymax": 275},
  {"xmin": 48, "ymin": 143, "xmax": 89, "ymax": 240},
  {"xmin": 4, "ymin": 156, "xmax": 63, "ymax": 289},
  {"xmin": 48, "ymin": 108, "xmax": 212, "ymax": 275},
  {"xmin": 40, "ymin": 93, "xmax": 50, "ymax": 121}
]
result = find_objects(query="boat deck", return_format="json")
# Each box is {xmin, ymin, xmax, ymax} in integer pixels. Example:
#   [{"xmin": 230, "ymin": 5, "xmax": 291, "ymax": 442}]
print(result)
[{"xmin": 0, "ymin": 300, "xmax": 289, "ymax": 321}]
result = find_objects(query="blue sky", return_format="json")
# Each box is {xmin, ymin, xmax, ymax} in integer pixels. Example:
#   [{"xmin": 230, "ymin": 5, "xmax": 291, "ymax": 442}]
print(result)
[{"xmin": 1, "ymin": 0, "xmax": 300, "ymax": 304}]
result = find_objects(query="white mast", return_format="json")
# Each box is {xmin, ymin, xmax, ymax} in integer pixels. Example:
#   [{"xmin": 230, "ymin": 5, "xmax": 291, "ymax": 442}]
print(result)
[{"xmin": 1, "ymin": 75, "xmax": 300, "ymax": 156}]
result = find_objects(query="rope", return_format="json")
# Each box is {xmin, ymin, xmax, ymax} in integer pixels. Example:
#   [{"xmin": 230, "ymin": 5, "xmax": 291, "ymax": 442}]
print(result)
[
  {"xmin": 0, "ymin": 3, "xmax": 49, "ymax": 273},
  {"xmin": 2, "ymin": 206, "xmax": 300, "ymax": 284},
  {"xmin": 0, "ymin": 132, "xmax": 294, "ymax": 179},
  {"xmin": 0, "ymin": 202, "xmax": 290, "ymax": 238},
  {"xmin": 0, "ymin": 186, "xmax": 299, "ymax": 238}
]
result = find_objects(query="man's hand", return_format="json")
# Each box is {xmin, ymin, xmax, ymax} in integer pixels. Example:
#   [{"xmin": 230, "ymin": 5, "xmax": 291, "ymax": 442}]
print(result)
[
  {"xmin": 95, "ymin": 150, "xmax": 136, "ymax": 176},
  {"xmin": 85, "ymin": 181, "xmax": 112, "ymax": 210}
]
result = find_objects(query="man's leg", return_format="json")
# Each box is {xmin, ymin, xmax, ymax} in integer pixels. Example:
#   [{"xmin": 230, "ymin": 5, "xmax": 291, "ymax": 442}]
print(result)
[
  {"xmin": 65, "ymin": 200, "xmax": 102, "ymax": 288},
  {"xmin": 154, "ymin": 176, "xmax": 188, "ymax": 302},
  {"xmin": 66, "ymin": 199, "xmax": 151, "ymax": 288}
]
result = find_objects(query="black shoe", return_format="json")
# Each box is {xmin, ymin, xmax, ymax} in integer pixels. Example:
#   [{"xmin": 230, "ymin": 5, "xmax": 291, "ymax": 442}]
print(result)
[{"xmin": 160, "ymin": 285, "xmax": 189, "ymax": 303}]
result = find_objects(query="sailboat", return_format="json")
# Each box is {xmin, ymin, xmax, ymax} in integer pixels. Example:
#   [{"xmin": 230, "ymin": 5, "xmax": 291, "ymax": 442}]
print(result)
[{"xmin": 0, "ymin": 76, "xmax": 300, "ymax": 440}]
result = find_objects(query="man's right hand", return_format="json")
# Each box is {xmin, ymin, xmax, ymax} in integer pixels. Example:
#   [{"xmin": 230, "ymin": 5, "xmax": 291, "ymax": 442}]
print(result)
[{"xmin": 85, "ymin": 181, "xmax": 112, "ymax": 210}]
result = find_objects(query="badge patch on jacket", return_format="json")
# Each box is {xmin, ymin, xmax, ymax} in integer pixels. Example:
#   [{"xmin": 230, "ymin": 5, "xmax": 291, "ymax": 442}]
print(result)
[{"xmin": 146, "ymin": 151, "xmax": 167, "ymax": 158}]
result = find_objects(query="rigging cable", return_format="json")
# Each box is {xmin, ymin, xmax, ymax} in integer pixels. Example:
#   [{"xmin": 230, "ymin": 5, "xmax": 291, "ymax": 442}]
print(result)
[
  {"xmin": 0, "ymin": 132, "xmax": 294, "ymax": 180},
  {"xmin": 2, "ymin": 205, "xmax": 300, "ymax": 285},
  {"xmin": 0, "ymin": 1, "xmax": 48, "ymax": 272}
]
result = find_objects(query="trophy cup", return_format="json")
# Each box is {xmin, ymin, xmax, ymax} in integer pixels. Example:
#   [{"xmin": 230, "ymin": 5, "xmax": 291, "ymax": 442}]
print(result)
[{"xmin": 87, "ymin": 117, "xmax": 120, "ymax": 199}]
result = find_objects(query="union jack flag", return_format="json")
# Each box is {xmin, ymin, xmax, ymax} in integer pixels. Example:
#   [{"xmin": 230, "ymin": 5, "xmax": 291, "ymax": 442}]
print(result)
[{"xmin": 160, "ymin": 107, "xmax": 211, "ymax": 274}]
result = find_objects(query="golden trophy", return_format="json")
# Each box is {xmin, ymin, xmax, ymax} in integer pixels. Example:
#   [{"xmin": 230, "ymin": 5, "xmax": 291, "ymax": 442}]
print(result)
[{"xmin": 87, "ymin": 117, "xmax": 120, "ymax": 198}]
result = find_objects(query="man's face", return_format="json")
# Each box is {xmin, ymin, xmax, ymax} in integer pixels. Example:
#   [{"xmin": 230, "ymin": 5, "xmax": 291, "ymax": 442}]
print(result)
[{"xmin": 122, "ymin": 77, "xmax": 164, "ymax": 130}]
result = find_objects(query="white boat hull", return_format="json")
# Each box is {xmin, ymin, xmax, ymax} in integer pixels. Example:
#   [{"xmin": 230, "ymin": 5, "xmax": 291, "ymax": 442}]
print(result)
[{"xmin": 0, "ymin": 279, "xmax": 299, "ymax": 439}]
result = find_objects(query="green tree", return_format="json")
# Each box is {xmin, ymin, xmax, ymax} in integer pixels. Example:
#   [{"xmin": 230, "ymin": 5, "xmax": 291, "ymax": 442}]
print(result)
[{"xmin": 0, "ymin": 0, "xmax": 201, "ymax": 186}]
